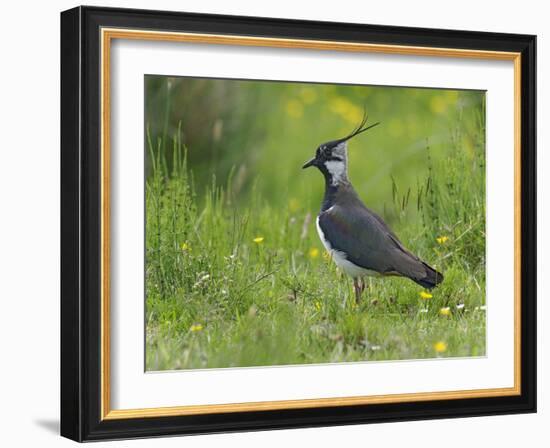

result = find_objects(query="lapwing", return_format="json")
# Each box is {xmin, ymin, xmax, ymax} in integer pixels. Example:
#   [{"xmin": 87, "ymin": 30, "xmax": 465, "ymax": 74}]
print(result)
[{"xmin": 302, "ymin": 115, "xmax": 443, "ymax": 302}]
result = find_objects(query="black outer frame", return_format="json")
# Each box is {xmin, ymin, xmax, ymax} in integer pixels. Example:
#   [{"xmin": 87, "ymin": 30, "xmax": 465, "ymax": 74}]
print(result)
[{"xmin": 60, "ymin": 5, "xmax": 537, "ymax": 442}]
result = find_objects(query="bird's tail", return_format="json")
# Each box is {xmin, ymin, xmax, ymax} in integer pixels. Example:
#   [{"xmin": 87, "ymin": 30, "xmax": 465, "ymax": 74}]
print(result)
[{"xmin": 414, "ymin": 262, "xmax": 444, "ymax": 289}]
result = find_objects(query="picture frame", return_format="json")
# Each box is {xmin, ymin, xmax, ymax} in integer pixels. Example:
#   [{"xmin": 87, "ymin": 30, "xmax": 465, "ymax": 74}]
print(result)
[{"xmin": 60, "ymin": 5, "xmax": 536, "ymax": 442}]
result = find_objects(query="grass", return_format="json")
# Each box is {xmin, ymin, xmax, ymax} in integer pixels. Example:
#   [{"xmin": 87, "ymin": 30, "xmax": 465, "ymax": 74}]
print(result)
[{"xmin": 145, "ymin": 112, "xmax": 487, "ymax": 370}]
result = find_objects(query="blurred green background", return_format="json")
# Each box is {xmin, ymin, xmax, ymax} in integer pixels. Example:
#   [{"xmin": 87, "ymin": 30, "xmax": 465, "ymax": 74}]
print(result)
[
  {"xmin": 144, "ymin": 75, "xmax": 486, "ymax": 370},
  {"xmin": 145, "ymin": 76, "xmax": 484, "ymax": 226}
]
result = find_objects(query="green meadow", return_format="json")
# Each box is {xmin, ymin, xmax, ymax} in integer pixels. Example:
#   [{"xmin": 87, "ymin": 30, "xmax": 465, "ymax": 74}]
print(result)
[{"xmin": 145, "ymin": 77, "xmax": 486, "ymax": 370}]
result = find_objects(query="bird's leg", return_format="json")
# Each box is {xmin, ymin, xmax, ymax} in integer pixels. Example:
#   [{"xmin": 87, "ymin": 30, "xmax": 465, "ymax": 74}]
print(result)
[
  {"xmin": 353, "ymin": 278, "xmax": 362, "ymax": 304},
  {"xmin": 359, "ymin": 278, "xmax": 366, "ymax": 293}
]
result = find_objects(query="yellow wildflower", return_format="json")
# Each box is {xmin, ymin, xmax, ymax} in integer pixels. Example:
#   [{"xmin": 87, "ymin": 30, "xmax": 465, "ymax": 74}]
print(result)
[
  {"xmin": 309, "ymin": 247, "xmax": 320, "ymax": 259},
  {"xmin": 434, "ymin": 341, "xmax": 447, "ymax": 353},
  {"xmin": 253, "ymin": 237, "xmax": 264, "ymax": 244},
  {"xmin": 285, "ymin": 99, "xmax": 303, "ymax": 118},
  {"xmin": 436, "ymin": 236, "xmax": 449, "ymax": 244},
  {"xmin": 420, "ymin": 291, "xmax": 433, "ymax": 300},
  {"xmin": 288, "ymin": 197, "xmax": 300, "ymax": 212},
  {"xmin": 439, "ymin": 307, "xmax": 451, "ymax": 316},
  {"xmin": 330, "ymin": 97, "xmax": 363, "ymax": 124},
  {"xmin": 180, "ymin": 242, "xmax": 191, "ymax": 251},
  {"xmin": 445, "ymin": 90, "xmax": 459, "ymax": 102},
  {"xmin": 314, "ymin": 301, "xmax": 322, "ymax": 311},
  {"xmin": 430, "ymin": 95, "xmax": 447, "ymax": 114},
  {"xmin": 190, "ymin": 324, "xmax": 203, "ymax": 333}
]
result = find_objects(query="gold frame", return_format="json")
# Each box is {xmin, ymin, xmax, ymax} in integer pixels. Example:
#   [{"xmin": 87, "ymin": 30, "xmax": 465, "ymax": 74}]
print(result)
[{"xmin": 100, "ymin": 28, "xmax": 522, "ymax": 421}]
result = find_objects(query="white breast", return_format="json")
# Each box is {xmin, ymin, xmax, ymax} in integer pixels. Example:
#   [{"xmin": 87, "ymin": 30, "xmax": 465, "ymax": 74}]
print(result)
[{"xmin": 315, "ymin": 215, "xmax": 378, "ymax": 279}]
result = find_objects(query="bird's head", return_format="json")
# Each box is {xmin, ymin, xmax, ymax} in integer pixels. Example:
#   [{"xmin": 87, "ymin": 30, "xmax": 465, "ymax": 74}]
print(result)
[{"xmin": 302, "ymin": 114, "xmax": 380, "ymax": 185}]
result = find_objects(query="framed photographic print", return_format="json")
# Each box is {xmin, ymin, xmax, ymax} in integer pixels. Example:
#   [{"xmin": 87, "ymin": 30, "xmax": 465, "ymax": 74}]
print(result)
[{"xmin": 60, "ymin": 6, "xmax": 536, "ymax": 442}]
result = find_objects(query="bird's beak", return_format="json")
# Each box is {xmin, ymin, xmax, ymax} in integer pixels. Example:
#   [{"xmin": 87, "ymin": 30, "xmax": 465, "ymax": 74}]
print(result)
[{"xmin": 302, "ymin": 157, "xmax": 316, "ymax": 169}]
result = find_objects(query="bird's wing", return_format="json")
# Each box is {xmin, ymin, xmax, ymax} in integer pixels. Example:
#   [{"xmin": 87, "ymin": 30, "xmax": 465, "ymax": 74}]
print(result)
[{"xmin": 318, "ymin": 204, "xmax": 428, "ymax": 280}]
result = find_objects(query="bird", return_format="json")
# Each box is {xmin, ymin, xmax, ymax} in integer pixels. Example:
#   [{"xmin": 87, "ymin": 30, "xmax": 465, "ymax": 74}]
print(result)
[{"xmin": 302, "ymin": 114, "xmax": 443, "ymax": 303}]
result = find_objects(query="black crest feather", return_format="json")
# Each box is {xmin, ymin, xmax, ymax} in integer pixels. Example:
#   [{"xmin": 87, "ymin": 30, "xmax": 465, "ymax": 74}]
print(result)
[{"xmin": 338, "ymin": 110, "xmax": 380, "ymax": 144}]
